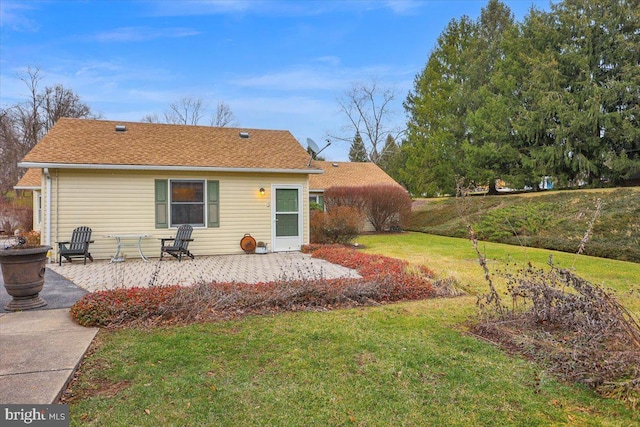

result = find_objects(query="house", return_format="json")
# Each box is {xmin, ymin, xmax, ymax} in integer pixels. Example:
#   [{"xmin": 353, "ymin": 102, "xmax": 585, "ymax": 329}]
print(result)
[
  {"xmin": 18, "ymin": 118, "xmax": 322, "ymax": 261},
  {"xmin": 308, "ymin": 160, "xmax": 404, "ymax": 207},
  {"xmin": 308, "ymin": 160, "xmax": 405, "ymax": 231},
  {"xmin": 14, "ymin": 168, "xmax": 43, "ymax": 233}
]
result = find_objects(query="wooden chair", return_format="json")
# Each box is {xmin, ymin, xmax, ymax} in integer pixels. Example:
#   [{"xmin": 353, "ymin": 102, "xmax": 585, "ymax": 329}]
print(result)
[
  {"xmin": 160, "ymin": 225, "xmax": 195, "ymax": 261},
  {"xmin": 58, "ymin": 226, "xmax": 94, "ymax": 266}
]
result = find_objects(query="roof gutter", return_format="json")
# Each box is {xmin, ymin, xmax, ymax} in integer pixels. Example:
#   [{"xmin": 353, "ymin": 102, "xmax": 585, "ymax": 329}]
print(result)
[{"xmin": 18, "ymin": 162, "xmax": 323, "ymax": 174}]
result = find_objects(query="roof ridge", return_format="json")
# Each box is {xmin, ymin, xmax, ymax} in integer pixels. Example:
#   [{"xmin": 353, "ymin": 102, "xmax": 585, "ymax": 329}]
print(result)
[{"xmin": 58, "ymin": 117, "xmax": 289, "ymax": 133}]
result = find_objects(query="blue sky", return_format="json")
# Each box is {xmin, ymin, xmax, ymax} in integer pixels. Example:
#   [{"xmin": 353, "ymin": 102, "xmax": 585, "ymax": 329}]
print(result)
[{"xmin": 1, "ymin": 0, "xmax": 550, "ymax": 161}]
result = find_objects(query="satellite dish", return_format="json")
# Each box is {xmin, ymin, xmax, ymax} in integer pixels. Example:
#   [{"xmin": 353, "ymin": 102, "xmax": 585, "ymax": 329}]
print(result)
[
  {"xmin": 306, "ymin": 137, "xmax": 332, "ymax": 166},
  {"xmin": 307, "ymin": 138, "xmax": 320, "ymax": 154}
]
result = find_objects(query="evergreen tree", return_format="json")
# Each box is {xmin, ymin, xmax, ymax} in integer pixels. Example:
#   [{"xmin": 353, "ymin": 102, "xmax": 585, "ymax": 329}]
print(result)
[
  {"xmin": 402, "ymin": 0, "xmax": 640, "ymax": 194},
  {"xmin": 348, "ymin": 132, "xmax": 368, "ymax": 162},
  {"xmin": 378, "ymin": 135, "xmax": 404, "ymax": 182},
  {"xmin": 401, "ymin": 15, "xmax": 476, "ymax": 195},
  {"xmin": 461, "ymin": 0, "xmax": 520, "ymax": 193}
]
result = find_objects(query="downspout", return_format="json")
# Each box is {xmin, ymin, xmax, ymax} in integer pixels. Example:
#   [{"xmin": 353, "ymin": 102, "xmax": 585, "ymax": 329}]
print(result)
[{"xmin": 43, "ymin": 168, "xmax": 52, "ymax": 251}]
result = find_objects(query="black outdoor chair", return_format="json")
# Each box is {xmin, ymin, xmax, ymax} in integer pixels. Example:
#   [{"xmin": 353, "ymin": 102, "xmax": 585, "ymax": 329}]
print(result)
[
  {"xmin": 160, "ymin": 224, "xmax": 195, "ymax": 261},
  {"xmin": 58, "ymin": 226, "xmax": 94, "ymax": 266}
]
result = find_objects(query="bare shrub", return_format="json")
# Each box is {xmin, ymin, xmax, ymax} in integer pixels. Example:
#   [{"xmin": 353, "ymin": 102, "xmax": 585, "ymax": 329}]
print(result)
[
  {"xmin": 464, "ymin": 186, "xmax": 640, "ymax": 408},
  {"xmin": 310, "ymin": 206, "xmax": 363, "ymax": 244},
  {"xmin": 324, "ymin": 185, "xmax": 411, "ymax": 232},
  {"xmin": 0, "ymin": 196, "xmax": 33, "ymax": 234},
  {"xmin": 474, "ymin": 260, "xmax": 640, "ymax": 408},
  {"xmin": 324, "ymin": 186, "xmax": 366, "ymax": 212},
  {"xmin": 361, "ymin": 185, "xmax": 412, "ymax": 231}
]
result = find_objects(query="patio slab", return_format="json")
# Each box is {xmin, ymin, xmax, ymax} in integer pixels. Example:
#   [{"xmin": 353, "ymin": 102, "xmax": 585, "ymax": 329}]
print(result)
[{"xmin": 48, "ymin": 252, "xmax": 361, "ymax": 292}]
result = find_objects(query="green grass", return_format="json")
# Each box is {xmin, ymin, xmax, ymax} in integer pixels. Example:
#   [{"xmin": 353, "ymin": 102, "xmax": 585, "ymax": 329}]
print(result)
[
  {"xmin": 410, "ymin": 187, "xmax": 640, "ymax": 262},
  {"xmin": 71, "ymin": 299, "xmax": 638, "ymax": 426},
  {"xmin": 69, "ymin": 233, "xmax": 640, "ymax": 426},
  {"xmin": 357, "ymin": 232, "xmax": 640, "ymax": 314}
]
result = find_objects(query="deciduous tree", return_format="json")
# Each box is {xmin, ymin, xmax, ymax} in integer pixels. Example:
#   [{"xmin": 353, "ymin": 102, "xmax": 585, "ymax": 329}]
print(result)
[
  {"xmin": 1, "ymin": 67, "xmax": 95, "ymax": 192},
  {"xmin": 211, "ymin": 101, "xmax": 239, "ymax": 127},
  {"xmin": 333, "ymin": 80, "xmax": 404, "ymax": 165}
]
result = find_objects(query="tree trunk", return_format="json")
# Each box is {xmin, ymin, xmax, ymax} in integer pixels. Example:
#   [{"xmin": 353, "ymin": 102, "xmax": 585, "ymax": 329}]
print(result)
[{"xmin": 487, "ymin": 179, "xmax": 499, "ymax": 195}]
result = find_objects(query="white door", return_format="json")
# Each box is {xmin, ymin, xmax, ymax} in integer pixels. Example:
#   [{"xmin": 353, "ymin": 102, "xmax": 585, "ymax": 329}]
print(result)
[{"xmin": 272, "ymin": 185, "xmax": 303, "ymax": 252}]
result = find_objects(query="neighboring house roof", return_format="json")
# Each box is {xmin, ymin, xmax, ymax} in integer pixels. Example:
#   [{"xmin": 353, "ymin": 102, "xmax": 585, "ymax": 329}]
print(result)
[
  {"xmin": 14, "ymin": 168, "xmax": 41, "ymax": 190},
  {"xmin": 20, "ymin": 118, "xmax": 321, "ymax": 174},
  {"xmin": 309, "ymin": 161, "xmax": 403, "ymax": 191}
]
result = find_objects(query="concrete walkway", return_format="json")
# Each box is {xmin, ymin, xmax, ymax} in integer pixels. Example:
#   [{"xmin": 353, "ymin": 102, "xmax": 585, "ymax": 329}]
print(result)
[
  {"xmin": 0, "ymin": 268, "xmax": 95, "ymax": 404},
  {"xmin": 0, "ymin": 309, "xmax": 98, "ymax": 404},
  {"xmin": 0, "ymin": 252, "xmax": 359, "ymax": 404}
]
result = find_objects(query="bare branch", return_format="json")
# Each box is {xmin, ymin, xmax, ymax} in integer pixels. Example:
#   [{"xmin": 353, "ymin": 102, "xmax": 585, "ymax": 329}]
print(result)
[
  {"xmin": 210, "ymin": 101, "xmax": 239, "ymax": 127},
  {"xmin": 331, "ymin": 80, "xmax": 405, "ymax": 164},
  {"xmin": 165, "ymin": 97, "xmax": 206, "ymax": 125}
]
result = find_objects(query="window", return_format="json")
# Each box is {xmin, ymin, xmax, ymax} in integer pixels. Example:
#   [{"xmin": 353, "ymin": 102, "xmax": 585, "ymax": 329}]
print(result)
[
  {"xmin": 36, "ymin": 191, "xmax": 42, "ymax": 225},
  {"xmin": 309, "ymin": 194, "xmax": 324, "ymax": 210},
  {"xmin": 155, "ymin": 179, "xmax": 219, "ymax": 229},
  {"xmin": 170, "ymin": 180, "xmax": 204, "ymax": 227}
]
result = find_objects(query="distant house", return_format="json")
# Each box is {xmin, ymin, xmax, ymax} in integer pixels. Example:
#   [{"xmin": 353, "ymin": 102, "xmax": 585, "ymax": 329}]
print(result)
[
  {"xmin": 308, "ymin": 160, "xmax": 405, "ymax": 231},
  {"xmin": 14, "ymin": 168, "xmax": 43, "ymax": 232},
  {"xmin": 18, "ymin": 118, "xmax": 322, "ymax": 261}
]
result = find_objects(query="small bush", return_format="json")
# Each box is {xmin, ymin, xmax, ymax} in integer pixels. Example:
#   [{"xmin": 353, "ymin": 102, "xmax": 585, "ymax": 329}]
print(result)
[
  {"xmin": 70, "ymin": 286, "xmax": 181, "ymax": 327},
  {"xmin": 21, "ymin": 230, "xmax": 41, "ymax": 247},
  {"xmin": 309, "ymin": 201, "xmax": 324, "ymax": 212},
  {"xmin": 310, "ymin": 206, "xmax": 363, "ymax": 244},
  {"xmin": 307, "ymin": 244, "xmax": 435, "ymax": 301},
  {"xmin": 0, "ymin": 195, "xmax": 33, "ymax": 234}
]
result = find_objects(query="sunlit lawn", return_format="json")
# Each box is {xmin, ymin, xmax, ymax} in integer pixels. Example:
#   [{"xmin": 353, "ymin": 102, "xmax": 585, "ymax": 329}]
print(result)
[
  {"xmin": 357, "ymin": 232, "xmax": 640, "ymax": 314},
  {"xmin": 69, "ymin": 232, "xmax": 640, "ymax": 426}
]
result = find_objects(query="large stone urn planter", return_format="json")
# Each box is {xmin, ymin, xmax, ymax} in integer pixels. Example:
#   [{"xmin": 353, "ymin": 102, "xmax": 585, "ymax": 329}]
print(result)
[{"xmin": 0, "ymin": 246, "xmax": 51, "ymax": 311}]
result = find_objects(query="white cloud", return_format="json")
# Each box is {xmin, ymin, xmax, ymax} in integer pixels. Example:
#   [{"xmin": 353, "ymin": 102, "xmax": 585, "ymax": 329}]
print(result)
[
  {"xmin": 147, "ymin": 0, "xmax": 259, "ymax": 16},
  {"xmin": 231, "ymin": 68, "xmax": 345, "ymax": 92},
  {"xmin": 92, "ymin": 26, "xmax": 201, "ymax": 43},
  {"xmin": 145, "ymin": 0, "xmax": 382, "ymax": 18},
  {"xmin": 314, "ymin": 56, "xmax": 341, "ymax": 67},
  {"xmin": 229, "ymin": 63, "xmax": 408, "ymax": 93},
  {"xmin": 384, "ymin": 0, "xmax": 423, "ymax": 15},
  {"xmin": 0, "ymin": 2, "xmax": 39, "ymax": 32}
]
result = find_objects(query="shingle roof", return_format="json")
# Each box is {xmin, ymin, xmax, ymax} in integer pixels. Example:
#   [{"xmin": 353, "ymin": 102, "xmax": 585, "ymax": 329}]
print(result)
[
  {"xmin": 309, "ymin": 161, "xmax": 403, "ymax": 190},
  {"xmin": 14, "ymin": 168, "xmax": 41, "ymax": 189},
  {"xmin": 21, "ymin": 118, "xmax": 318, "ymax": 172}
]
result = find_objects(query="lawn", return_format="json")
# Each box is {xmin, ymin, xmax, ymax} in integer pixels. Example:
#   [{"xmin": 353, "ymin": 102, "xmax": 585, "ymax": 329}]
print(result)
[
  {"xmin": 357, "ymin": 232, "xmax": 640, "ymax": 314},
  {"xmin": 67, "ymin": 233, "xmax": 640, "ymax": 426}
]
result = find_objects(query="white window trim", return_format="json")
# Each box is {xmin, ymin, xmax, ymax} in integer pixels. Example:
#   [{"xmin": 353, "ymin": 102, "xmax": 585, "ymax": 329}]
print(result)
[{"xmin": 36, "ymin": 192, "xmax": 42, "ymax": 225}]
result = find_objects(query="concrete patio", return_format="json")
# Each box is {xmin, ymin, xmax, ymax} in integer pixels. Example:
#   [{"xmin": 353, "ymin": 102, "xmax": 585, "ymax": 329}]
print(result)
[{"xmin": 48, "ymin": 252, "xmax": 361, "ymax": 292}]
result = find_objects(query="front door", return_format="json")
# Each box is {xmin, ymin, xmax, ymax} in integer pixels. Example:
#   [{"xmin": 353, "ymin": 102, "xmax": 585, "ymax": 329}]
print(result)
[{"xmin": 272, "ymin": 185, "xmax": 303, "ymax": 252}]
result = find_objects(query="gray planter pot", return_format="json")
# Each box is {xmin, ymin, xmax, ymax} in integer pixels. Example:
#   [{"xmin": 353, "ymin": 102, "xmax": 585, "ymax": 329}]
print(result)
[{"xmin": 0, "ymin": 246, "xmax": 51, "ymax": 311}]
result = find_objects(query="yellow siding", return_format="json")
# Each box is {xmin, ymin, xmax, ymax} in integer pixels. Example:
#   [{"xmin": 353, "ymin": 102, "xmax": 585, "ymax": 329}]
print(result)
[{"xmin": 47, "ymin": 169, "xmax": 309, "ymax": 261}]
